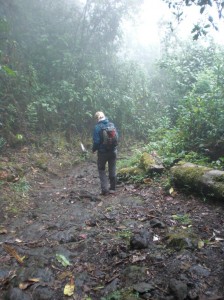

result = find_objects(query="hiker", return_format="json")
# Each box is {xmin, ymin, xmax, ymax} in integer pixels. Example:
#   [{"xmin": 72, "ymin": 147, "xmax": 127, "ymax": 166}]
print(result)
[{"xmin": 92, "ymin": 111, "xmax": 118, "ymax": 195}]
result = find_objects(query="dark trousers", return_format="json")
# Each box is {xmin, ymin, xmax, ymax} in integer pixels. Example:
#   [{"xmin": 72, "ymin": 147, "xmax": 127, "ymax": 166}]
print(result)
[{"xmin": 97, "ymin": 150, "xmax": 117, "ymax": 192}]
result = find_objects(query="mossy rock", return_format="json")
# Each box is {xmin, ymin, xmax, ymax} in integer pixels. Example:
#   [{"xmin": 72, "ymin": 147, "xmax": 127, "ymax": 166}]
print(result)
[
  {"xmin": 121, "ymin": 265, "xmax": 147, "ymax": 283},
  {"xmin": 32, "ymin": 153, "xmax": 49, "ymax": 171},
  {"xmin": 201, "ymin": 169, "xmax": 224, "ymax": 199},
  {"xmin": 103, "ymin": 288, "xmax": 139, "ymax": 300},
  {"xmin": 166, "ymin": 229, "xmax": 197, "ymax": 251},
  {"xmin": 0, "ymin": 162, "xmax": 24, "ymax": 182},
  {"xmin": 117, "ymin": 166, "xmax": 144, "ymax": 180},
  {"xmin": 34, "ymin": 160, "xmax": 48, "ymax": 171},
  {"xmin": 171, "ymin": 162, "xmax": 210, "ymax": 188},
  {"xmin": 139, "ymin": 152, "xmax": 155, "ymax": 168},
  {"xmin": 171, "ymin": 162, "xmax": 224, "ymax": 199},
  {"xmin": 139, "ymin": 152, "xmax": 164, "ymax": 174},
  {"xmin": 214, "ymin": 173, "xmax": 224, "ymax": 183}
]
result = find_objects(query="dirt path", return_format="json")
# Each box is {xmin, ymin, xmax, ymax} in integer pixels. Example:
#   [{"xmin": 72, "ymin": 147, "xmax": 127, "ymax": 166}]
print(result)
[{"xmin": 1, "ymin": 158, "xmax": 224, "ymax": 300}]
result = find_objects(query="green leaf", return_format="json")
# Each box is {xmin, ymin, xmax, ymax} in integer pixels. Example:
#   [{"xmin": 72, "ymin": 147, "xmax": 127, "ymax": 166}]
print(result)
[
  {"xmin": 208, "ymin": 16, "xmax": 213, "ymax": 23},
  {"xmin": 198, "ymin": 240, "xmax": 204, "ymax": 249},
  {"xmin": 200, "ymin": 6, "xmax": 205, "ymax": 14},
  {"xmin": 0, "ymin": 18, "xmax": 9, "ymax": 33},
  {"xmin": 56, "ymin": 254, "xmax": 71, "ymax": 267},
  {"xmin": 2, "ymin": 65, "xmax": 17, "ymax": 77}
]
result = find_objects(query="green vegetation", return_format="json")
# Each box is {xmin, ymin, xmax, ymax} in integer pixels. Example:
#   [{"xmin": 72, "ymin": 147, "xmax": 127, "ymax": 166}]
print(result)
[
  {"xmin": 172, "ymin": 214, "xmax": 191, "ymax": 225},
  {"xmin": 171, "ymin": 164, "xmax": 210, "ymax": 188},
  {"xmin": 12, "ymin": 178, "xmax": 30, "ymax": 194},
  {"xmin": 116, "ymin": 230, "xmax": 132, "ymax": 241},
  {"xmin": 101, "ymin": 289, "xmax": 139, "ymax": 300},
  {"xmin": 1, "ymin": 0, "xmax": 224, "ymax": 172},
  {"xmin": 162, "ymin": 0, "xmax": 224, "ymax": 40}
]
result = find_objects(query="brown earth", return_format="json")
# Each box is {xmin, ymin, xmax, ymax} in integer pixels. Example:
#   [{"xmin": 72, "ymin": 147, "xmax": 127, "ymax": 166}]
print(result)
[{"xmin": 0, "ymin": 149, "xmax": 224, "ymax": 300}]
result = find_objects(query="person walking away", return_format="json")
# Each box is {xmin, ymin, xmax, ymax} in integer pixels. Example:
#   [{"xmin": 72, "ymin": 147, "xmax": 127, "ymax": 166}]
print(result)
[{"xmin": 92, "ymin": 111, "xmax": 118, "ymax": 195}]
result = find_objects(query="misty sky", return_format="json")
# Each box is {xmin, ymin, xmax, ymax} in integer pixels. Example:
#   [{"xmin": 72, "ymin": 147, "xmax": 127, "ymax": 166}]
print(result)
[{"xmin": 130, "ymin": 0, "xmax": 224, "ymax": 46}]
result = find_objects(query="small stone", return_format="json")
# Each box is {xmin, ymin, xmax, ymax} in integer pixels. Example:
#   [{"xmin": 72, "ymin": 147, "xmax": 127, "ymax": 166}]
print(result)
[
  {"xmin": 130, "ymin": 229, "xmax": 152, "ymax": 250},
  {"xmin": 169, "ymin": 279, "xmax": 188, "ymax": 300},
  {"xmin": 150, "ymin": 218, "xmax": 165, "ymax": 228},
  {"xmin": 189, "ymin": 265, "xmax": 211, "ymax": 277},
  {"xmin": 133, "ymin": 282, "xmax": 154, "ymax": 293}
]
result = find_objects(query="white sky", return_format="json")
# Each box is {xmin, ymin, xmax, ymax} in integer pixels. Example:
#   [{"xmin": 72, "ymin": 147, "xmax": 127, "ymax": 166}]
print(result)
[
  {"xmin": 132, "ymin": 0, "xmax": 224, "ymax": 46},
  {"xmin": 135, "ymin": 0, "xmax": 169, "ymax": 46}
]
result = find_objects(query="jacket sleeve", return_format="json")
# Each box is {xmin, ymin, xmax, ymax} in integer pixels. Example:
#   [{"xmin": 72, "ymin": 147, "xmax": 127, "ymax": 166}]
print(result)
[{"xmin": 92, "ymin": 124, "xmax": 101, "ymax": 152}]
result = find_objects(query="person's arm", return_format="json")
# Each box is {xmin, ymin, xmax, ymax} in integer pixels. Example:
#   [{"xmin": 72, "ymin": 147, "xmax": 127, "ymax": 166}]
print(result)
[{"xmin": 92, "ymin": 124, "xmax": 101, "ymax": 153}]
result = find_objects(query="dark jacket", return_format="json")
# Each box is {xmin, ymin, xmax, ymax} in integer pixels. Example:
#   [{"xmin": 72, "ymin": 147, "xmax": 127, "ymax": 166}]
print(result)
[{"xmin": 92, "ymin": 118, "xmax": 118, "ymax": 153}]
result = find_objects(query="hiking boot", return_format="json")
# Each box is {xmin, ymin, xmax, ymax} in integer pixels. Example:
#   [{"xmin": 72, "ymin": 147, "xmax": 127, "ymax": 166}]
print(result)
[
  {"xmin": 100, "ymin": 190, "xmax": 109, "ymax": 196},
  {"xmin": 109, "ymin": 189, "xmax": 115, "ymax": 194}
]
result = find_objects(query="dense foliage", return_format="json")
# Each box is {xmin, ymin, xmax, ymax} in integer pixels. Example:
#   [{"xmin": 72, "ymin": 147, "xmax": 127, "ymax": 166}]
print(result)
[
  {"xmin": 0, "ymin": 0, "xmax": 146, "ymax": 143},
  {"xmin": 147, "ymin": 38, "xmax": 224, "ymax": 166},
  {"xmin": 0, "ymin": 0, "xmax": 224, "ymax": 165}
]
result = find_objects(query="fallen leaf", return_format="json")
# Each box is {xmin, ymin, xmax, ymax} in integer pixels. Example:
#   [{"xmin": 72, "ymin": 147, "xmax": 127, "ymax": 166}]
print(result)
[
  {"xmin": 85, "ymin": 226, "xmax": 92, "ymax": 231},
  {"xmin": 215, "ymin": 237, "xmax": 224, "ymax": 241},
  {"xmin": 31, "ymin": 166, "xmax": 38, "ymax": 173},
  {"xmin": 153, "ymin": 235, "xmax": 160, "ymax": 241},
  {"xmin": 116, "ymin": 225, "xmax": 127, "ymax": 229},
  {"xmin": 19, "ymin": 281, "xmax": 33, "ymax": 290},
  {"xmin": 181, "ymin": 226, "xmax": 188, "ymax": 229},
  {"xmin": 57, "ymin": 271, "xmax": 73, "ymax": 280},
  {"xmin": 138, "ymin": 217, "xmax": 147, "ymax": 221},
  {"xmin": 64, "ymin": 284, "xmax": 74, "ymax": 296},
  {"xmin": 21, "ymin": 147, "xmax": 29, "ymax": 153},
  {"xmin": 79, "ymin": 234, "xmax": 87, "ymax": 239},
  {"xmin": 93, "ymin": 286, "xmax": 104, "ymax": 290},
  {"xmin": 169, "ymin": 187, "xmax": 174, "ymax": 195},
  {"xmin": 19, "ymin": 278, "xmax": 41, "ymax": 290},
  {"xmin": 198, "ymin": 240, "xmax": 205, "ymax": 249},
  {"xmin": 209, "ymin": 232, "xmax": 216, "ymax": 241},
  {"xmin": 64, "ymin": 278, "xmax": 75, "ymax": 296},
  {"xmin": 143, "ymin": 178, "xmax": 151, "ymax": 184},
  {"xmin": 132, "ymin": 255, "xmax": 146, "ymax": 263},
  {"xmin": 0, "ymin": 226, "xmax": 7, "ymax": 234},
  {"xmin": 2, "ymin": 244, "xmax": 25, "ymax": 264},
  {"xmin": 30, "ymin": 278, "xmax": 40, "ymax": 282},
  {"xmin": 56, "ymin": 254, "xmax": 71, "ymax": 267},
  {"xmin": 165, "ymin": 196, "xmax": 173, "ymax": 201},
  {"xmin": 15, "ymin": 238, "xmax": 23, "ymax": 243}
]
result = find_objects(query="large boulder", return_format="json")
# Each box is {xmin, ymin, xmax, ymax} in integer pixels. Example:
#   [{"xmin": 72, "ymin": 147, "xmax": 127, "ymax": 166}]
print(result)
[
  {"xmin": 117, "ymin": 166, "xmax": 145, "ymax": 181},
  {"xmin": 117, "ymin": 152, "xmax": 164, "ymax": 181},
  {"xmin": 171, "ymin": 162, "xmax": 224, "ymax": 200},
  {"xmin": 139, "ymin": 152, "xmax": 164, "ymax": 174}
]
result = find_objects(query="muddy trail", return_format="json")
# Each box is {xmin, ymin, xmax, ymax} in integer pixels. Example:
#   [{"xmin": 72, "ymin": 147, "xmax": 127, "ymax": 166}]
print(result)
[{"xmin": 1, "ymin": 155, "xmax": 224, "ymax": 300}]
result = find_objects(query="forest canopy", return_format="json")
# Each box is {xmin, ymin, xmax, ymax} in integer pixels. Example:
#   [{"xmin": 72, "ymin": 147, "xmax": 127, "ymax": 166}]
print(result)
[{"xmin": 0, "ymin": 0, "xmax": 224, "ymax": 166}]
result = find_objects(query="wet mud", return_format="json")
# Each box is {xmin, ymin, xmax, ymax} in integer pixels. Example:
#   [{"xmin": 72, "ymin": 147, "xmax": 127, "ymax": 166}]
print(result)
[{"xmin": 1, "ymin": 159, "xmax": 224, "ymax": 300}]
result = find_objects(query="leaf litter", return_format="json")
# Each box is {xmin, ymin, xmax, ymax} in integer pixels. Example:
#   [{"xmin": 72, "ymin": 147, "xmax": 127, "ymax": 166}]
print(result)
[{"xmin": 0, "ymin": 152, "xmax": 224, "ymax": 299}]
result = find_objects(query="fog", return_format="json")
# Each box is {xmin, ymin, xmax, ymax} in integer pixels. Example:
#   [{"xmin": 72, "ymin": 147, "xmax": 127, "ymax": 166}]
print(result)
[
  {"xmin": 1, "ymin": 0, "xmax": 224, "ymax": 155},
  {"xmin": 122, "ymin": 0, "xmax": 224, "ymax": 61}
]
